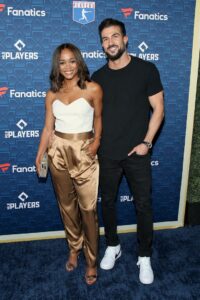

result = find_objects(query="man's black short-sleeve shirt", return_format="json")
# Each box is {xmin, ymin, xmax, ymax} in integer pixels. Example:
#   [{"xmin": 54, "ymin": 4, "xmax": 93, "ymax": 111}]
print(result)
[{"xmin": 92, "ymin": 56, "xmax": 163, "ymax": 160}]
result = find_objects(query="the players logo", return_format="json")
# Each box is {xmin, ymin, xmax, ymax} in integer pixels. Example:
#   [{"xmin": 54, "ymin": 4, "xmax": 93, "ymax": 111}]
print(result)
[
  {"xmin": 73, "ymin": 1, "xmax": 95, "ymax": 25},
  {"xmin": 18, "ymin": 192, "xmax": 29, "ymax": 202},
  {"xmin": 7, "ymin": 192, "xmax": 40, "ymax": 210},
  {"xmin": 4, "ymin": 119, "xmax": 39, "ymax": 139},
  {"xmin": 14, "ymin": 39, "xmax": 26, "ymax": 51},
  {"xmin": 16, "ymin": 119, "xmax": 27, "ymax": 130},
  {"xmin": 2, "ymin": 40, "xmax": 38, "ymax": 60},
  {"xmin": 138, "ymin": 41, "xmax": 148, "ymax": 53}
]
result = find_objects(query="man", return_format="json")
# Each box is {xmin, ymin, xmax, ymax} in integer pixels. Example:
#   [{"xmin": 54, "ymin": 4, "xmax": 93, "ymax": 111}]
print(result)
[{"xmin": 92, "ymin": 18, "xmax": 164, "ymax": 284}]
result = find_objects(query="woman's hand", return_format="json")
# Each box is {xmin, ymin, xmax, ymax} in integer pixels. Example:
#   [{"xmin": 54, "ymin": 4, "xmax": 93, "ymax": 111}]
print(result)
[
  {"xmin": 87, "ymin": 139, "xmax": 100, "ymax": 157},
  {"xmin": 35, "ymin": 155, "xmax": 42, "ymax": 175}
]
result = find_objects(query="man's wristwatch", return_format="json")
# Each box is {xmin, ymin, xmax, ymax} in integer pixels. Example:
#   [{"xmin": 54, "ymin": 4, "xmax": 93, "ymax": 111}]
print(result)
[{"xmin": 142, "ymin": 141, "xmax": 152, "ymax": 149}]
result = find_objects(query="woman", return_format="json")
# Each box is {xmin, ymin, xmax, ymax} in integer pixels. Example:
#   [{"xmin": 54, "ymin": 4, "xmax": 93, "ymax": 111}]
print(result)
[{"xmin": 36, "ymin": 43, "xmax": 102, "ymax": 285}]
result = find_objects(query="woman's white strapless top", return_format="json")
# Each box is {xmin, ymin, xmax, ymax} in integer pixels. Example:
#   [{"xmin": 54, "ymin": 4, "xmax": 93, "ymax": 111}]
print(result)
[{"xmin": 52, "ymin": 98, "xmax": 94, "ymax": 133}]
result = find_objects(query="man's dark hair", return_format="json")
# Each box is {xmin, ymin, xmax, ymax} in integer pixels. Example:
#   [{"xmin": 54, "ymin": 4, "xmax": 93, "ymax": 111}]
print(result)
[{"xmin": 98, "ymin": 18, "xmax": 126, "ymax": 40}]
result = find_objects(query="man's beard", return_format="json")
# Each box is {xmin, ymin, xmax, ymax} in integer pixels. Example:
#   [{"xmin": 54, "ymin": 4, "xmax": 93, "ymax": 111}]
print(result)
[{"xmin": 105, "ymin": 44, "xmax": 126, "ymax": 61}]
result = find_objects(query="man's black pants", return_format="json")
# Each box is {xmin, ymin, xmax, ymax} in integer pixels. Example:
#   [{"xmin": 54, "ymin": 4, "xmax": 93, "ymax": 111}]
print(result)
[{"xmin": 99, "ymin": 153, "xmax": 153, "ymax": 257}]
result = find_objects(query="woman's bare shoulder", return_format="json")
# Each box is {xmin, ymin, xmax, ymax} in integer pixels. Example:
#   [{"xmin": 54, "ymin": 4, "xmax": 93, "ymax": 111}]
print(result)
[
  {"xmin": 45, "ymin": 89, "xmax": 57, "ymax": 104},
  {"xmin": 86, "ymin": 81, "xmax": 102, "ymax": 93}
]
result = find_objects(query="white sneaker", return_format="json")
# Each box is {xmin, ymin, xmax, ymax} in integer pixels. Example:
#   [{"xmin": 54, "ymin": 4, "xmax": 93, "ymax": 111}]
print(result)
[
  {"xmin": 137, "ymin": 256, "xmax": 154, "ymax": 284},
  {"xmin": 100, "ymin": 245, "xmax": 121, "ymax": 270}
]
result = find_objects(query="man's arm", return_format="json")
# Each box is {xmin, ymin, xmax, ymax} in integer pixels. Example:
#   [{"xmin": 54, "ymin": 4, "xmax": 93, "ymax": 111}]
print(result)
[{"xmin": 128, "ymin": 91, "xmax": 164, "ymax": 156}]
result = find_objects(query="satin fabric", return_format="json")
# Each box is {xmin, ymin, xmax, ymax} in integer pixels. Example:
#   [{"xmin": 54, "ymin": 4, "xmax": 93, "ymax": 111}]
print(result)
[{"xmin": 48, "ymin": 131, "xmax": 99, "ymax": 267}]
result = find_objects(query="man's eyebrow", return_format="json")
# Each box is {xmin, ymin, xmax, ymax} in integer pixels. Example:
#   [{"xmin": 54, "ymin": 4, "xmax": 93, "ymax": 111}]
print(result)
[{"xmin": 102, "ymin": 32, "xmax": 121, "ymax": 39}]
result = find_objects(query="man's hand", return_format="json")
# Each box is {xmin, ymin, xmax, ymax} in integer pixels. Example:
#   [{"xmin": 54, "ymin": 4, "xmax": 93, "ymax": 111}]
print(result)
[{"xmin": 128, "ymin": 143, "xmax": 149, "ymax": 156}]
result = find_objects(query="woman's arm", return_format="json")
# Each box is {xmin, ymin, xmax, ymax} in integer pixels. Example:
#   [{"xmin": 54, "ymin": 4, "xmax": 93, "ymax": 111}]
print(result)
[
  {"xmin": 35, "ymin": 90, "xmax": 55, "ymax": 173},
  {"xmin": 88, "ymin": 82, "xmax": 103, "ymax": 156}
]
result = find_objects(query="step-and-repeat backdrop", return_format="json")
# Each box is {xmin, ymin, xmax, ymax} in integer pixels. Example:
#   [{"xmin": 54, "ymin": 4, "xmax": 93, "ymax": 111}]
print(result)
[{"xmin": 0, "ymin": 0, "xmax": 197, "ymax": 240}]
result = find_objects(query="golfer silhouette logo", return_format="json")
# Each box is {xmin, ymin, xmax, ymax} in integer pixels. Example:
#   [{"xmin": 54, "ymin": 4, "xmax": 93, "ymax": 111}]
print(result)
[{"xmin": 73, "ymin": 1, "xmax": 95, "ymax": 25}]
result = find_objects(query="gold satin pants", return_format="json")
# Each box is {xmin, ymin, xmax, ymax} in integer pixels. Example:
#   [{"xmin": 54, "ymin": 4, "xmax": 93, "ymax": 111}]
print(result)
[{"xmin": 48, "ymin": 131, "xmax": 99, "ymax": 267}]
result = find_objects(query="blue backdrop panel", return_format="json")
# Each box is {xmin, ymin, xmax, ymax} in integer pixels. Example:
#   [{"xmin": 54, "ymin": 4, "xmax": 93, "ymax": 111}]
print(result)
[{"xmin": 0, "ymin": 0, "xmax": 196, "ymax": 235}]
